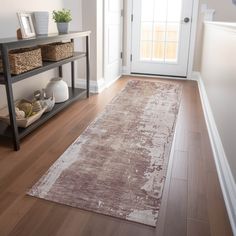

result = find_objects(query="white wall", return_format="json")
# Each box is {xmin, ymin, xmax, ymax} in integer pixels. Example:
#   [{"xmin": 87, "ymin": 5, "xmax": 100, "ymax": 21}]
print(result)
[
  {"xmin": 203, "ymin": 0, "xmax": 236, "ymax": 21},
  {"xmin": 96, "ymin": 0, "xmax": 104, "ymax": 83},
  {"xmin": 0, "ymin": 0, "xmax": 64, "ymax": 109},
  {"xmin": 81, "ymin": 0, "xmax": 96, "ymax": 82},
  {"xmin": 62, "ymin": 0, "xmax": 84, "ymax": 82},
  {"xmin": 200, "ymin": 23, "xmax": 236, "ymax": 181},
  {"xmin": 193, "ymin": 0, "xmax": 236, "ymax": 70},
  {"xmin": 82, "ymin": 0, "xmax": 104, "ymax": 82},
  {"xmin": 200, "ymin": 23, "xmax": 236, "ymax": 233},
  {"xmin": 0, "ymin": 0, "xmax": 84, "ymax": 109},
  {"xmin": 0, "ymin": 0, "xmax": 62, "ymax": 38}
]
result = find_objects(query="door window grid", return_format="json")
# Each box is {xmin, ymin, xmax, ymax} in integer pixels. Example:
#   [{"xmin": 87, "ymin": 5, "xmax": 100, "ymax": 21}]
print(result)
[{"xmin": 140, "ymin": 0, "xmax": 182, "ymax": 62}]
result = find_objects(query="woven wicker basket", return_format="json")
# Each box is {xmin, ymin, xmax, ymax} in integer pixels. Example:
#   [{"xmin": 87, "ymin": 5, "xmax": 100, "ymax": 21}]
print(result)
[
  {"xmin": 0, "ymin": 100, "xmax": 46, "ymax": 128},
  {"xmin": 0, "ymin": 47, "xmax": 42, "ymax": 75},
  {"xmin": 40, "ymin": 42, "xmax": 74, "ymax": 61}
]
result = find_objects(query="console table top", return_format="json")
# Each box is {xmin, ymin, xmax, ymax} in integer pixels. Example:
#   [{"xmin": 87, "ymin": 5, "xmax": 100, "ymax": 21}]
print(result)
[{"xmin": 0, "ymin": 31, "xmax": 91, "ymax": 48}]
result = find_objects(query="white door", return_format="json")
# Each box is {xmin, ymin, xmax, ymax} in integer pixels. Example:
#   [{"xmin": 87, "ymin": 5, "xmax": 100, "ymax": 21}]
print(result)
[
  {"xmin": 131, "ymin": 0, "xmax": 193, "ymax": 77},
  {"xmin": 104, "ymin": 0, "xmax": 123, "ymax": 85}
]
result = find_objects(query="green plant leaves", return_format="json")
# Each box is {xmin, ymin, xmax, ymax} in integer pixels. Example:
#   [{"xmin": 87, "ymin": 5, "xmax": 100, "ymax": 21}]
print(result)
[{"xmin": 52, "ymin": 9, "xmax": 72, "ymax": 23}]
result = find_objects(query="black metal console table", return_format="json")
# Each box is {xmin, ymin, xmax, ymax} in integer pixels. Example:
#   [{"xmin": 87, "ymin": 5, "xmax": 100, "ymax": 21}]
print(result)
[{"xmin": 0, "ymin": 31, "xmax": 91, "ymax": 151}]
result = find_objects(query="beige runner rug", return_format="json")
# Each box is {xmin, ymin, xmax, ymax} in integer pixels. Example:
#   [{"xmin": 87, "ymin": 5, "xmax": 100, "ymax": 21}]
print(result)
[{"xmin": 28, "ymin": 80, "xmax": 182, "ymax": 227}]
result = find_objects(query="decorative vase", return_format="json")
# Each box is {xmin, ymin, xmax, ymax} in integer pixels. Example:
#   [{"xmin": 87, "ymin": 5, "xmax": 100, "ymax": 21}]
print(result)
[
  {"xmin": 45, "ymin": 78, "xmax": 69, "ymax": 103},
  {"xmin": 57, "ymin": 22, "xmax": 69, "ymax": 34},
  {"xmin": 33, "ymin": 11, "xmax": 49, "ymax": 35}
]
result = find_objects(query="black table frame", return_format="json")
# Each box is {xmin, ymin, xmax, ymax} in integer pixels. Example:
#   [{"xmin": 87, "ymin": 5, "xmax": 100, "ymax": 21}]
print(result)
[{"xmin": 0, "ymin": 31, "xmax": 91, "ymax": 151}]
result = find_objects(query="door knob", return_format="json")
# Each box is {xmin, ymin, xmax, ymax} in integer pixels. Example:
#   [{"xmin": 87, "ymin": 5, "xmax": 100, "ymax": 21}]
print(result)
[{"xmin": 183, "ymin": 17, "xmax": 190, "ymax": 23}]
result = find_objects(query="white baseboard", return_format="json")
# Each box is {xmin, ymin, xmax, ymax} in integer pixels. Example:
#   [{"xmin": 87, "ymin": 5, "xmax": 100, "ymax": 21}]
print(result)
[
  {"xmin": 75, "ymin": 75, "xmax": 121, "ymax": 94},
  {"xmin": 196, "ymin": 72, "xmax": 236, "ymax": 235},
  {"xmin": 75, "ymin": 78, "xmax": 106, "ymax": 93},
  {"xmin": 122, "ymin": 66, "xmax": 130, "ymax": 75},
  {"xmin": 190, "ymin": 71, "xmax": 201, "ymax": 81},
  {"xmin": 105, "ymin": 75, "xmax": 122, "ymax": 89}
]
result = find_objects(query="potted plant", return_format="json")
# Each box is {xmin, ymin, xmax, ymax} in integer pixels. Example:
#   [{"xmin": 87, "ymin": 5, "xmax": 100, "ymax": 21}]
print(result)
[{"xmin": 52, "ymin": 9, "xmax": 72, "ymax": 34}]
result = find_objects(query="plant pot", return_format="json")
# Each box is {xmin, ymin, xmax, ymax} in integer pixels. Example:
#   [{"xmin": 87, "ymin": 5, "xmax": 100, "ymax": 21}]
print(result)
[
  {"xmin": 33, "ymin": 11, "xmax": 49, "ymax": 35},
  {"xmin": 45, "ymin": 77, "xmax": 69, "ymax": 103},
  {"xmin": 57, "ymin": 22, "xmax": 69, "ymax": 34}
]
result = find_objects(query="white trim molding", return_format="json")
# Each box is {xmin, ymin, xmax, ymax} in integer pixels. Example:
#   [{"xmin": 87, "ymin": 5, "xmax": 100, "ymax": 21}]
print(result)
[
  {"xmin": 105, "ymin": 75, "xmax": 122, "ymax": 89},
  {"xmin": 122, "ymin": 66, "xmax": 130, "ymax": 75},
  {"xmin": 195, "ymin": 71, "xmax": 236, "ymax": 235},
  {"xmin": 75, "ymin": 75, "xmax": 121, "ymax": 94},
  {"xmin": 75, "ymin": 78, "xmax": 106, "ymax": 93},
  {"xmin": 190, "ymin": 71, "xmax": 201, "ymax": 81},
  {"xmin": 200, "ymin": 4, "xmax": 215, "ymax": 21},
  {"xmin": 123, "ymin": 0, "xmax": 133, "ymax": 75},
  {"xmin": 204, "ymin": 21, "xmax": 236, "ymax": 33},
  {"xmin": 203, "ymin": 9, "xmax": 215, "ymax": 21},
  {"xmin": 187, "ymin": 0, "xmax": 200, "ymax": 78}
]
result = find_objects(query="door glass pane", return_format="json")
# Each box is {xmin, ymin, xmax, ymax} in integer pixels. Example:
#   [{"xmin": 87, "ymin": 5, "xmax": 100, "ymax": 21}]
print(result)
[
  {"xmin": 165, "ymin": 42, "xmax": 178, "ymax": 61},
  {"xmin": 140, "ymin": 0, "xmax": 182, "ymax": 63},
  {"xmin": 153, "ymin": 23, "xmax": 166, "ymax": 41},
  {"xmin": 141, "ymin": 0, "xmax": 154, "ymax": 22},
  {"xmin": 141, "ymin": 23, "xmax": 153, "ymax": 40},
  {"xmin": 167, "ymin": 0, "xmax": 182, "ymax": 22},
  {"xmin": 154, "ymin": 0, "xmax": 168, "ymax": 22},
  {"xmin": 153, "ymin": 42, "xmax": 165, "ymax": 61},
  {"xmin": 166, "ymin": 23, "xmax": 179, "ymax": 41},
  {"xmin": 140, "ymin": 41, "xmax": 152, "ymax": 60}
]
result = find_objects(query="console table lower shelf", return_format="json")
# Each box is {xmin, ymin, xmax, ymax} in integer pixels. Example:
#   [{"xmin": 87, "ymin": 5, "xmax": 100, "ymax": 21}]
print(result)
[{"xmin": 0, "ymin": 87, "xmax": 86, "ymax": 141}]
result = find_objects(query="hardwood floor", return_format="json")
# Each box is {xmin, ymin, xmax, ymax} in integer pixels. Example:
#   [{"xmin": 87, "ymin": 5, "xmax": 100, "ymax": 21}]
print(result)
[{"xmin": 0, "ymin": 76, "xmax": 233, "ymax": 236}]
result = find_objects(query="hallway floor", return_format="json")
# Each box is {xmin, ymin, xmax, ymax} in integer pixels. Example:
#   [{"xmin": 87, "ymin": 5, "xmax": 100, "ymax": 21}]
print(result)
[{"xmin": 0, "ymin": 76, "xmax": 232, "ymax": 236}]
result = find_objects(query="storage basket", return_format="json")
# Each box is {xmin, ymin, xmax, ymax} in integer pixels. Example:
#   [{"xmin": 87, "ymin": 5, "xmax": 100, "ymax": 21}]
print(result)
[
  {"xmin": 0, "ymin": 47, "xmax": 42, "ymax": 75},
  {"xmin": 40, "ymin": 42, "xmax": 74, "ymax": 61},
  {"xmin": 0, "ymin": 100, "xmax": 46, "ymax": 128}
]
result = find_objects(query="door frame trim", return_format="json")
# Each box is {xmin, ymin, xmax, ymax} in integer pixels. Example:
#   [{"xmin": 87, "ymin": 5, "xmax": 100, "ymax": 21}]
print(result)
[
  {"xmin": 104, "ymin": 0, "xmax": 124, "ymax": 86},
  {"xmin": 123, "ymin": 0, "xmax": 200, "ymax": 79}
]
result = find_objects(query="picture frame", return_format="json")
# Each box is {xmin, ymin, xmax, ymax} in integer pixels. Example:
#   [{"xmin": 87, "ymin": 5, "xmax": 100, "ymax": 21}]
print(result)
[{"xmin": 17, "ymin": 12, "xmax": 36, "ymax": 38}]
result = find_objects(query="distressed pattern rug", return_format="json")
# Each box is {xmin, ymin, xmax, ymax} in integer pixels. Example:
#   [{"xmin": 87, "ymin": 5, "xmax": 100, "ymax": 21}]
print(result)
[{"xmin": 28, "ymin": 80, "xmax": 182, "ymax": 226}]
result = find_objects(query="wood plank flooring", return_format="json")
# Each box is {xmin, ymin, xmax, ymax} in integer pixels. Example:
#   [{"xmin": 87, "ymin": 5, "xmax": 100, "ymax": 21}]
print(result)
[{"xmin": 0, "ymin": 76, "xmax": 233, "ymax": 236}]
